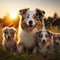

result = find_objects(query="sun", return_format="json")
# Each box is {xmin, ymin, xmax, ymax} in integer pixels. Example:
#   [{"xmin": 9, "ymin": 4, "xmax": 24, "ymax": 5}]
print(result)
[{"xmin": 9, "ymin": 11, "xmax": 18, "ymax": 19}]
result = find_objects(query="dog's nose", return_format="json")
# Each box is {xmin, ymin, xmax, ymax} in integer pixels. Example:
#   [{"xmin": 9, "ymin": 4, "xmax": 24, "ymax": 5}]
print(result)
[
  {"xmin": 43, "ymin": 39, "xmax": 45, "ymax": 43},
  {"xmin": 8, "ymin": 36, "xmax": 10, "ymax": 39},
  {"xmin": 29, "ymin": 20, "xmax": 33, "ymax": 25},
  {"xmin": 56, "ymin": 42, "xmax": 59, "ymax": 45}
]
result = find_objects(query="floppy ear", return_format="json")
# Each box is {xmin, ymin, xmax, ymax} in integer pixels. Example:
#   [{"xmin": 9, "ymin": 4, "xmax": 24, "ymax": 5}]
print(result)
[
  {"xmin": 47, "ymin": 30, "xmax": 53, "ymax": 38},
  {"xmin": 36, "ymin": 8, "xmax": 45, "ymax": 21},
  {"xmin": 2, "ymin": 27, "xmax": 8, "ymax": 33},
  {"xmin": 19, "ymin": 8, "xmax": 29, "ymax": 15},
  {"xmin": 10, "ymin": 27, "xmax": 17, "ymax": 33}
]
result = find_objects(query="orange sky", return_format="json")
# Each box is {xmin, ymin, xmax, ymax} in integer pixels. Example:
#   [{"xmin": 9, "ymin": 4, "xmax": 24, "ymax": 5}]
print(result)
[{"xmin": 0, "ymin": 0, "xmax": 60, "ymax": 18}]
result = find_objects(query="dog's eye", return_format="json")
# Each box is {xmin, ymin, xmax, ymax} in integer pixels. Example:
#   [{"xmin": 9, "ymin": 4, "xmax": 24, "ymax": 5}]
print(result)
[
  {"xmin": 27, "ymin": 16, "xmax": 29, "ymax": 18},
  {"xmin": 40, "ymin": 35, "xmax": 43, "ymax": 37},
  {"xmin": 5, "ymin": 31, "xmax": 8, "ymax": 34},
  {"xmin": 26, "ymin": 14, "xmax": 29, "ymax": 18}
]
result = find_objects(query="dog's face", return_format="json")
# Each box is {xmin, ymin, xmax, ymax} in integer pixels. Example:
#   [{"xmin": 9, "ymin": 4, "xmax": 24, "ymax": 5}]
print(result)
[
  {"xmin": 53, "ymin": 34, "xmax": 60, "ymax": 45},
  {"xmin": 2, "ymin": 27, "xmax": 16, "ymax": 40},
  {"xmin": 36, "ymin": 30, "xmax": 52, "ymax": 46},
  {"xmin": 19, "ymin": 8, "xmax": 45, "ymax": 32}
]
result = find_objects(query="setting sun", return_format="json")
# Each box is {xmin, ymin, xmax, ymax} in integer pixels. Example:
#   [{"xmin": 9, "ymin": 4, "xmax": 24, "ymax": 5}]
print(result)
[{"xmin": 9, "ymin": 11, "xmax": 18, "ymax": 19}]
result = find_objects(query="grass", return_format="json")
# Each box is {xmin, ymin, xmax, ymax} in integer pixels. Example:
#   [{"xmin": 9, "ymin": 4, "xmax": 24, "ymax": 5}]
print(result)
[{"xmin": 0, "ymin": 26, "xmax": 60, "ymax": 60}]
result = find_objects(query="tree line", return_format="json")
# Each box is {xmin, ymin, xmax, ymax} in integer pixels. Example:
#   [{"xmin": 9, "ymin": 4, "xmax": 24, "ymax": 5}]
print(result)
[{"xmin": 0, "ymin": 13, "xmax": 60, "ymax": 28}]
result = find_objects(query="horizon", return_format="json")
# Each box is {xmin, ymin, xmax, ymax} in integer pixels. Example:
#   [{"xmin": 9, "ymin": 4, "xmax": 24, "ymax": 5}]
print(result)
[{"xmin": 0, "ymin": 0, "xmax": 60, "ymax": 18}]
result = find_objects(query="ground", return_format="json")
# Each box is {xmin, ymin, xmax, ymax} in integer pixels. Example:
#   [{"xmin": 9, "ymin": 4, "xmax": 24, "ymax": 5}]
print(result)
[{"xmin": 0, "ymin": 27, "xmax": 60, "ymax": 60}]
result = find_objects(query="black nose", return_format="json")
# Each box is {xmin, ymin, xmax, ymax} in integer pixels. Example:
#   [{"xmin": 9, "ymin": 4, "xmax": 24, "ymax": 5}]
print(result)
[
  {"xmin": 43, "ymin": 39, "xmax": 45, "ymax": 43},
  {"xmin": 56, "ymin": 42, "xmax": 59, "ymax": 45},
  {"xmin": 8, "ymin": 36, "xmax": 10, "ymax": 39},
  {"xmin": 29, "ymin": 20, "xmax": 33, "ymax": 25}
]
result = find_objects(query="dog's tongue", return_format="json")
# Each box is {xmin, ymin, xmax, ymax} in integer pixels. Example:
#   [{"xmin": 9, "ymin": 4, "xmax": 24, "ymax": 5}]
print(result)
[{"xmin": 28, "ymin": 26, "xmax": 34, "ymax": 31}]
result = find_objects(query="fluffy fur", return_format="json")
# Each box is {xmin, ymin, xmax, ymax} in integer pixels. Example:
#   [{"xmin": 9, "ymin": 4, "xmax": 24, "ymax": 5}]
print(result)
[
  {"xmin": 17, "ymin": 8, "xmax": 45, "ymax": 53},
  {"xmin": 53, "ymin": 33, "xmax": 60, "ymax": 45},
  {"xmin": 34, "ymin": 19, "xmax": 53, "ymax": 56},
  {"xmin": 2, "ymin": 27, "xmax": 17, "ymax": 51}
]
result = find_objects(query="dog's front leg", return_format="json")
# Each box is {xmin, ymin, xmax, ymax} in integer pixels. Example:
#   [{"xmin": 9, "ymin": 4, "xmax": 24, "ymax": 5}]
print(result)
[
  {"xmin": 33, "ymin": 46, "xmax": 40, "ymax": 54},
  {"xmin": 17, "ymin": 42, "xmax": 24, "ymax": 53}
]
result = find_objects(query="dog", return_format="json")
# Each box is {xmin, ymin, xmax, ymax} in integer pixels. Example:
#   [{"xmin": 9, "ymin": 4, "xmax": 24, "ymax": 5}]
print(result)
[
  {"xmin": 17, "ymin": 8, "xmax": 45, "ymax": 53},
  {"xmin": 53, "ymin": 33, "xmax": 60, "ymax": 54},
  {"xmin": 53, "ymin": 33, "xmax": 60, "ymax": 45},
  {"xmin": 2, "ymin": 27, "xmax": 17, "ymax": 51},
  {"xmin": 34, "ymin": 20, "xmax": 53, "ymax": 56}
]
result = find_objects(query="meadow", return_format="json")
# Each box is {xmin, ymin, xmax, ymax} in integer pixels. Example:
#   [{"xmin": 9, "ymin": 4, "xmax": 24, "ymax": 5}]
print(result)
[
  {"xmin": 0, "ymin": 12, "xmax": 60, "ymax": 60},
  {"xmin": 0, "ymin": 26, "xmax": 60, "ymax": 60}
]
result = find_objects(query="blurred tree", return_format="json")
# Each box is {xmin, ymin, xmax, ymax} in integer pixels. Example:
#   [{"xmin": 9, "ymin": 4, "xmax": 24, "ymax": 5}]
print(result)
[
  {"xmin": 52, "ymin": 13, "xmax": 60, "ymax": 27},
  {"xmin": 46, "ymin": 17, "xmax": 53, "ymax": 27},
  {"xmin": 53, "ymin": 13, "xmax": 58, "ymax": 19},
  {"xmin": 0, "ymin": 13, "xmax": 20, "ymax": 28}
]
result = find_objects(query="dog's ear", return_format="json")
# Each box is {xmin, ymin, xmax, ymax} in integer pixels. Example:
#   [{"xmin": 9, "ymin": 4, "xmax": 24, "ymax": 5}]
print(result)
[
  {"xmin": 10, "ymin": 27, "xmax": 17, "ymax": 34},
  {"xmin": 19, "ymin": 8, "xmax": 29, "ymax": 15},
  {"xmin": 47, "ymin": 30, "xmax": 53, "ymax": 38},
  {"xmin": 2, "ymin": 27, "xmax": 9, "ymax": 33},
  {"xmin": 36, "ymin": 8, "xmax": 45, "ymax": 21}
]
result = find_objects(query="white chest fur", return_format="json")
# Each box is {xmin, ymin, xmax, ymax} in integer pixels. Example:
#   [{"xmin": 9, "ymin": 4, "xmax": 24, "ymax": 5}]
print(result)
[{"xmin": 20, "ymin": 28, "xmax": 38, "ymax": 48}]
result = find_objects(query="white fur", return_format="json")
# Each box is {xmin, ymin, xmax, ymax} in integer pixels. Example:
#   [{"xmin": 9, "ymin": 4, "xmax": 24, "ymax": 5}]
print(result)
[
  {"xmin": 24, "ymin": 10, "xmax": 36, "ymax": 26},
  {"xmin": 2, "ymin": 27, "xmax": 17, "ymax": 51},
  {"xmin": 17, "ymin": 13, "xmax": 39, "ymax": 53}
]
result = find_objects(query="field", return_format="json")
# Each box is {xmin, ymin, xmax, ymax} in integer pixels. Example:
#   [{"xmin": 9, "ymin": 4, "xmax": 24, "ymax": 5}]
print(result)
[{"xmin": 0, "ymin": 26, "xmax": 60, "ymax": 60}]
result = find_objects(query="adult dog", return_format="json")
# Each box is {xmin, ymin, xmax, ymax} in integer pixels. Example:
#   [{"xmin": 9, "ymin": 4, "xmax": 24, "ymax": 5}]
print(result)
[{"xmin": 17, "ymin": 8, "xmax": 45, "ymax": 53}]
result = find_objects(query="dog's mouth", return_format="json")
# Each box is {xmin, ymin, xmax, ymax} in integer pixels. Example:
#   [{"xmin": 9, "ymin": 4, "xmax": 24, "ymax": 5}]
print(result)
[
  {"xmin": 27, "ymin": 24, "xmax": 36, "ymax": 31},
  {"xmin": 42, "ymin": 43, "xmax": 46, "ymax": 46},
  {"xmin": 8, "ymin": 36, "xmax": 11, "ymax": 39},
  {"xmin": 41, "ymin": 42, "xmax": 47, "ymax": 46}
]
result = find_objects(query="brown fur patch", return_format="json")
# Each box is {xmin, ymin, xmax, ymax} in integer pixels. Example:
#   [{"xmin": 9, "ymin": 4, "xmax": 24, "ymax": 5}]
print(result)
[{"xmin": 36, "ymin": 20, "xmax": 42, "ymax": 30}]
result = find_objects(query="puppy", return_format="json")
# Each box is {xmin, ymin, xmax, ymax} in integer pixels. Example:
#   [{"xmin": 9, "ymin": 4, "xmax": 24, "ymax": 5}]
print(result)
[
  {"xmin": 2, "ymin": 27, "xmax": 17, "ymax": 51},
  {"xmin": 53, "ymin": 33, "xmax": 60, "ymax": 45},
  {"xmin": 17, "ymin": 8, "xmax": 45, "ymax": 53},
  {"xmin": 34, "ymin": 20, "xmax": 53, "ymax": 56},
  {"xmin": 53, "ymin": 33, "xmax": 60, "ymax": 55}
]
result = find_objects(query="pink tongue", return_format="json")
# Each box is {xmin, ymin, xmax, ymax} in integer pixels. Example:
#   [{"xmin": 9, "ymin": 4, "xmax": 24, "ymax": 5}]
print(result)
[{"xmin": 28, "ymin": 26, "xmax": 33, "ymax": 31}]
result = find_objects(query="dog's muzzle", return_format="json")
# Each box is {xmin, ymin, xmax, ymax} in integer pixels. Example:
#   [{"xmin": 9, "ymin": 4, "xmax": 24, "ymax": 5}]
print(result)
[
  {"xmin": 42, "ymin": 39, "xmax": 47, "ymax": 44},
  {"xmin": 27, "ymin": 20, "xmax": 36, "ymax": 31},
  {"xmin": 29, "ymin": 20, "xmax": 33, "ymax": 27}
]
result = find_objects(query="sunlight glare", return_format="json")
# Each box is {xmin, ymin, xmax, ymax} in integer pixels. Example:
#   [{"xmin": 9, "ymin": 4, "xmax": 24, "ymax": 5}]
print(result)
[{"xmin": 9, "ymin": 11, "xmax": 18, "ymax": 19}]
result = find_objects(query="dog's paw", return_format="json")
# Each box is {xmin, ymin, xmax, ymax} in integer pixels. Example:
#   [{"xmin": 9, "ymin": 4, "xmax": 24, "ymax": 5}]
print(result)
[{"xmin": 17, "ymin": 44, "xmax": 24, "ymax": 53}]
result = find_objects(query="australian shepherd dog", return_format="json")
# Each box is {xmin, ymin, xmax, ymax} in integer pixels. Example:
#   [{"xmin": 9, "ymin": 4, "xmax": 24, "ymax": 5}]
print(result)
[
  {"xmin": 2, "ymin": 27, "xmax": 17, "ymax": 51},
  {"xmin": 17, "ymin": 8, "xmax": 45, "ymax": 53}
]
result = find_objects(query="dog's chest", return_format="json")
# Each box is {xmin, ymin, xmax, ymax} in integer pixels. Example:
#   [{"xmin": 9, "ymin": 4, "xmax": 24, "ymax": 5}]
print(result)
[
  {"xmin": 5, "ymin": 39, "xmax": 15, "ymax": 47},
  {"xmin": 20, "ymin": 28, "xmax": 38, "ymax": 48}
]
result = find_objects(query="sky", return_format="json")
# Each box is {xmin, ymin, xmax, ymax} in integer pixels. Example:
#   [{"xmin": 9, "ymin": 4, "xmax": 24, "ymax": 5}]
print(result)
[{"xmin": 0, "ymin": 0, "xmax": 60, "ymax": 18}]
